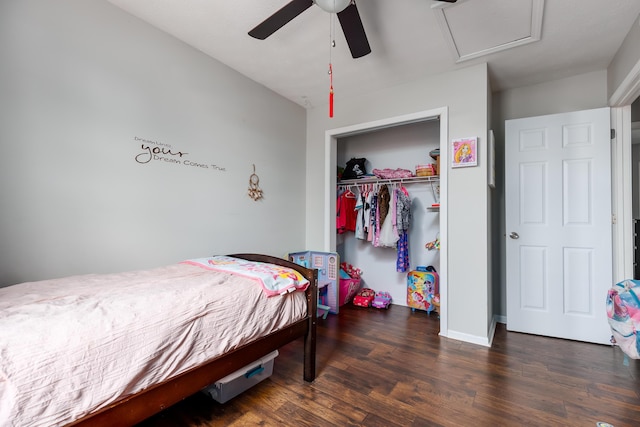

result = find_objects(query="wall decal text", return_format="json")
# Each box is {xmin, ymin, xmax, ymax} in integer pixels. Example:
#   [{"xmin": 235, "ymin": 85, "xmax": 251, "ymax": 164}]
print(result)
[{"xmin": 133, "ymin": 136, "xmax": 226, "ymax": 172}]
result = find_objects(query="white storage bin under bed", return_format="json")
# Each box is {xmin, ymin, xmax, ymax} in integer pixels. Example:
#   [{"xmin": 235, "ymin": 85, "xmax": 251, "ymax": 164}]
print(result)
[{"xmin": 201, "ymin": 350, "xmax": 278, "ymax": 403}]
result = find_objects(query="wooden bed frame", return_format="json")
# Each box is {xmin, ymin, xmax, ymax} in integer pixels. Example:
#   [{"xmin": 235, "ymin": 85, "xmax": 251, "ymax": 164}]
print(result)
[{"xmin": 67, "ymin": 253, "xmax": 318, "ymax": 427}]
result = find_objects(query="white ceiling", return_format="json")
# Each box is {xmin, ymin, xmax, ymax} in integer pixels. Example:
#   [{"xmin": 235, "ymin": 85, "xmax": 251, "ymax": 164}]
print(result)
[{"xmin": 104, "ymin": 0, "xmax": 640, "ymax": 109}]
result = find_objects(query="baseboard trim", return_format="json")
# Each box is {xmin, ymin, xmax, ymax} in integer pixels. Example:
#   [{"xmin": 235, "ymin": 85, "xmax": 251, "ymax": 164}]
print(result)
[
  {"xmin": 487, "ymin": 316, "xmax": 497, "ymax": 347},
  {"xmin": 439, "ymin": 316, "xmax": 504, "ymax": 347},
  {"xmin": 445, "ymin": 329, "xmax": 492, "ymax": 347}
]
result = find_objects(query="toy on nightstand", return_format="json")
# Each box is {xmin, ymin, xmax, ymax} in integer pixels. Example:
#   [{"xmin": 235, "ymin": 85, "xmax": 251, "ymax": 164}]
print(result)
[
  {"xmin": 353, "ymin": 288, "xmax": 375, "ymax": 307},
  {"xmin": 372, "ymin": 291, "xmax": 392, "ymax": 309}
]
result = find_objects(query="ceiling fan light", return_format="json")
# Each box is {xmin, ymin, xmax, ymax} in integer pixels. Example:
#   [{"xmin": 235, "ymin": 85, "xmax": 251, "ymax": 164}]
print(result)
[{"xmin": 315, "ymin": 0, "xmax": 351, "ymax": 14}]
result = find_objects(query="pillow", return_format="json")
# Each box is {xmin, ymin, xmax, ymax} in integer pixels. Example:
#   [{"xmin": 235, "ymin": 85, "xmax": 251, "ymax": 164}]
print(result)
[{"xmin": 182, "ymin": 256, "xmax": 309, "ymax": 296}]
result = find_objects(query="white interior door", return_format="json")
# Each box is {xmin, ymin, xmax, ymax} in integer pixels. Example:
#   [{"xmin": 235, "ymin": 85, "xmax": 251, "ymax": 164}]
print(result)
[{"xmin": 505, "ymin": 107, "xmax": 612, "ymax": 344}]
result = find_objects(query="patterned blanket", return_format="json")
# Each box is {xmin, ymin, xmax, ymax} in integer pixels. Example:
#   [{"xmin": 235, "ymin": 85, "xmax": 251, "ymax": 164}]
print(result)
[{"xmin": 182, "ymin": 256, "xmax": 309, "ymax": 296}]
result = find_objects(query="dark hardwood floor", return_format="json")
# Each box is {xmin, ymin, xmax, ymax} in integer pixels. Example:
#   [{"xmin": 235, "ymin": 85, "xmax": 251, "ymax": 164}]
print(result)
[{"xmin": 138, "ymin": 304, "xmax": 640, "ymax": 426}]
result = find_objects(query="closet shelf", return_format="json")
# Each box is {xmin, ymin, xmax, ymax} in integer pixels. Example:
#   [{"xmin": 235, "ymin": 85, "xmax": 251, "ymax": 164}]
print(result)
[{"xmin": 338, "ymin": 175, "xmax": 439, "ymax": 186}]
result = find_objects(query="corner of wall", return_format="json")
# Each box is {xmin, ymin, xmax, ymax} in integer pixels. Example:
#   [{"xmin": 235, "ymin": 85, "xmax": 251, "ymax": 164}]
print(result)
[{"xmin": 608, "ymin": 14, "xmax": 640, "ymax": 104}]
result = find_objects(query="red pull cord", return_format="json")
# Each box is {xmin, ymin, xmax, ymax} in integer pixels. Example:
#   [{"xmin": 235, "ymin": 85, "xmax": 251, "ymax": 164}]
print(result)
[{"xmin": 329, "ymin": 63, "xmax": 334, "ymax": 118}]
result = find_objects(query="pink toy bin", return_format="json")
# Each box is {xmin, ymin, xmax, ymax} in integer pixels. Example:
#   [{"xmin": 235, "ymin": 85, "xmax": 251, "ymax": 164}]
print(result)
[{"xmin": 339, "ymin": 278, "xmax": 360, "ymax": 306}]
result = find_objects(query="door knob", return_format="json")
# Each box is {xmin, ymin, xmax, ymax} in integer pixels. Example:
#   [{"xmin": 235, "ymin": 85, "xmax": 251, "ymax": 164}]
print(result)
[{"xmin": 509, "ymin": 232, "xmax": 519, "ymax": 239}]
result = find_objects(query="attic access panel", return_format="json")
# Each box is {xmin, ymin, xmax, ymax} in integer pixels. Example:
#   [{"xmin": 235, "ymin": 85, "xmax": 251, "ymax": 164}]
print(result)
[{"xmin": 433, "ymin": 0, "xmax": 544, "ymax": 62}]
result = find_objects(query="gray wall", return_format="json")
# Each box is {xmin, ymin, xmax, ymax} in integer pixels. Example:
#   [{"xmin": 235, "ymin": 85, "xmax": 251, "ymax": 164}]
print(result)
[
  {"xmin": 633, "ymin": 98, "xmax": 640, "ymax": 122},
  {"xmin": 0, "ymin": 0, "xmax": 307, "ymax": 286},
  {"xmin": 306, "ymin": 64, "xmax": 491, "ymax": 343},
  {"xmin": 608, "ymin": 14, "xmax": 640, "ymax": 102}
]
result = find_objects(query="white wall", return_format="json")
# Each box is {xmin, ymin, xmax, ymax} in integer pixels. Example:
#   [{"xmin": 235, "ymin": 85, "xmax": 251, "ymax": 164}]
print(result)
[
  {"xmin": 0, "ymin": 0, "xmax": 307, "ymax": 286},
  {"xmin": 491, "ymin": 70, "xmax": 609, "ymax": 319},
  {"xmin": 336, "ymin": 121, "xmax": 440, "ymax": 307},
  {"xmin": 306, "ymin": 64, "xmax": 491, "ymax": 344}
]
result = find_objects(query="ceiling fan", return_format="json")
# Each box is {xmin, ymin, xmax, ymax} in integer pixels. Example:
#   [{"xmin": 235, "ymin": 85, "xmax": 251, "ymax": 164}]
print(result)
[
  {"xmin": 248, "ymin": 0, "xmax": 458, "ymax": 59},
  {"xmin": 248, "ymin": 0, "xmax": 372, "ymax": 58},
  {"xmin": 431, "ymin": 0, "xmax": 460, "ymax": 9}
]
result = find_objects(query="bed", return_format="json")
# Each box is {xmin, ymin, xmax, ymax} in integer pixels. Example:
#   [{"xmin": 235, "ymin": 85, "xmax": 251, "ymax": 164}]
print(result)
[{"xmin": 0, "ymin": 253, "xmax": 318, "ymax": 427}]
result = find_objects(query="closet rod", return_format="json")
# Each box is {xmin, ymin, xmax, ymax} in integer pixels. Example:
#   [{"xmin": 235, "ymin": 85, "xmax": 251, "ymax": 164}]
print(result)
[{"xmin": 338, "ymin": 175, "xmax": 439, "ymax": 186}]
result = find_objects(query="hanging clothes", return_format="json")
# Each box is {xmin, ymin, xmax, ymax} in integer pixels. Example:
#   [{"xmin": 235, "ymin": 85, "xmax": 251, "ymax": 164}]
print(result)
[
  {"xmin": 378, "ymin": 186, "xmax": 399, "ymax": 248},
  {"xmin": 395, "ymin": 186, "xmax": 412, "ymax": 234},
  {"xmin": 373, "ymin": 184, "xmax": 390, "ymax": 247},
  {"xmin": 355, "ymin": 191, "xmax": 366, "ymax": 240},
  {"xmin": 378, "ymin": 184, "xmax": 390, "ymax": 227},
  {"xmin": 362, "ymin": 186, "xmax": 372, "ymax": 239},
  {"xmin": 368, "ymin": 190, "xmax": 377, "ymax": 243},
  {"xmin": 395, "ymin": 186, "xmax": 412, "ymax": 272},
  {"xmin": 396, "ymin": 232, "xmax": 409, "ymax": 272},
  {"xmin": 337, "ymin": 189, "xmax": 358, "ymax": 233},
  {"xmin": 336, "ymin": 192, "xmax": 346, "ymax": 234},
  {"xmin": 337, "ymin": 181, "xmax": 416, "ymax": 273},
  {"xmin": 336, "ymin": 189, "xmax": 346, "ymax": 234}
]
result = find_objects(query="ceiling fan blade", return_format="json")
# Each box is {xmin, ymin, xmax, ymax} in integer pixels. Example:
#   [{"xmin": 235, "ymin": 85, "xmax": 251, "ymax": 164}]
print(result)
[
  {"xmin": 248, "ymin": 0, "xmax": 313, "ymax": 40},
  {"xmin": 337, "ymin": 2, "xmax": 371, "ymax": 59}
]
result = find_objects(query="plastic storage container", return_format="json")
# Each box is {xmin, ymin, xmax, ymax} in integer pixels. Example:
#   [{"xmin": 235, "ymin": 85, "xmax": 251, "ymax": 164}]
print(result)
[
  {"xmin": 339, "ymin": 277, "xmax": 360, "ymax": 306},
  {"xmin": 201, "ymin": 350, "xmax": 278, "ymax": 403}
]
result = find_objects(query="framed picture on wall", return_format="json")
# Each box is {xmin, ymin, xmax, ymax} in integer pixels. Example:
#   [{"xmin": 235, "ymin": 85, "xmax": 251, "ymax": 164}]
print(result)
[{"xmin": 451, "ymin": 137, "xmax": 477, "ymax": 168}]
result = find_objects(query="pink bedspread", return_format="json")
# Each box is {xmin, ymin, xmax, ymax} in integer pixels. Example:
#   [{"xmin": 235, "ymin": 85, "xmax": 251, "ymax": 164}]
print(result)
[{"xmin": 0, "ymin": 262, "xmax": 306, "ymax": 426}]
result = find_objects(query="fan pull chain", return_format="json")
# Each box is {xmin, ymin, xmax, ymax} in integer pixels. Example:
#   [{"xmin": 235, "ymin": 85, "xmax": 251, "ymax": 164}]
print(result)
[
  {"xmin": 328, "ymin": 9, "xmax": 336, "ymax": 118},
  {"xmin": 329, "ymin": 63, "xmax": 334, "ymax": 118}
]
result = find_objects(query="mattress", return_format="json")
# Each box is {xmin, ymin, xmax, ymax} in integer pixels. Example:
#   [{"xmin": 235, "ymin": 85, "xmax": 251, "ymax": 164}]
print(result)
[{"xmin": 0, "ymin": 262, "xmax": 307, "ymax": 426}]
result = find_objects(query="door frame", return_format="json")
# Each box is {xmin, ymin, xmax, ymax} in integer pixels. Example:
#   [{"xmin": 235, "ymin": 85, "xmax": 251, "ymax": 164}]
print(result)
[
  {"xmin": 323, "ymin": 107, "xmax": 449, "ymax": 337},
  {"xmin": 610, "ymin": 57, "xmax": 640, "ymax": 282}
]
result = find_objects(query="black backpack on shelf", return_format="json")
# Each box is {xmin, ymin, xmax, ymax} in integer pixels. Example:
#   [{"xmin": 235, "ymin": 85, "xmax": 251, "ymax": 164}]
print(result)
[{"xmin": 341, "ymin": 157, "xmax": 367, "ymax": 180}]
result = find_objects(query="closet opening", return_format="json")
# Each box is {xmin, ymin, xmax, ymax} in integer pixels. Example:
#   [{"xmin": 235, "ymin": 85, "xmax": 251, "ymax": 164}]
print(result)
[{"xmin": 323, "ymin": 107, "xmax": 449, "ymax": 337}]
